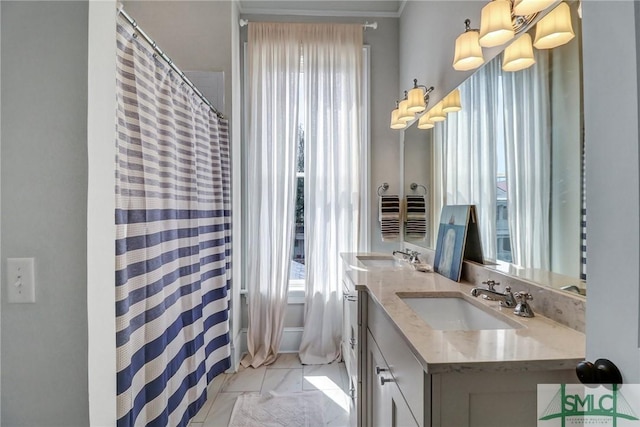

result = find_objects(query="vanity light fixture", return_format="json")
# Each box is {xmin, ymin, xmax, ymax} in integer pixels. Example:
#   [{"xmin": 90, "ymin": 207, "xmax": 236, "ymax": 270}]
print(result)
[
  {"xmin": 390, "ymin": 102, "xmax": 407, "ymax": 130},
  {"xmin": 407, "ymin": 79, "xmax": 435, "ymax": 114},
  {"xmin": 533, "ymin": 2, "xmax": 575, "ymax": 49},
  {"xmin": 417, "ymin": 112, "xmax": 435, "ymax": 130},
  {"xmin": 428, "ymin": 101, "xmax": 446, "ymax": 122},
  {"xmin": 453, "ymin": 19, "xmax": 485, "ymax": 71},
  {"xmin": 442, "ymin": 89, "xmax": 462, "ymax": 113},
  {"xmin": 513, "ymin": 0, "xmax": 556, "ymax": 16},
  {"xmin": 479, "ymin": 0, "xmax": 515, "ymax": 47},
  {"xmin": 397, "ymin": 91, "xmax": 415, "ymax": 122},
  {"xmin": 502, "ymin": 33, "xmax": 536, "ymax": 71}
]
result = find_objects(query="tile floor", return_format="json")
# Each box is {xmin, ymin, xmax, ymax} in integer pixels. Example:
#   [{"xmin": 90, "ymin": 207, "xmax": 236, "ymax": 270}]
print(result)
[{"xmin": 189, "ymin": 353, "xmax": 352, "ymax": 427}]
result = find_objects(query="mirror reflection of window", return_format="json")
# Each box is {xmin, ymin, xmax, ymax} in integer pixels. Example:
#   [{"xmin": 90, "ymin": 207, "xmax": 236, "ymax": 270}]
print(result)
[{"xmin": 433, "ymin": 32, "xmax": 582, "ymax": 276}]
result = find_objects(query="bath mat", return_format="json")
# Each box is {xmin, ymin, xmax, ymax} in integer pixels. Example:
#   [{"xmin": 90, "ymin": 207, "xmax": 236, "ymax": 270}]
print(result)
[{"xmin": 228, "ymin": 390, "xmax": 325, "ymax": 427}]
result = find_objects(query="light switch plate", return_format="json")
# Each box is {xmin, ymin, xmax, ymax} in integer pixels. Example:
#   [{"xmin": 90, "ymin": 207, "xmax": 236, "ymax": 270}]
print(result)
[{"xmin": 7, "ymin": 258, "xmax": 35, "ymax": 303}]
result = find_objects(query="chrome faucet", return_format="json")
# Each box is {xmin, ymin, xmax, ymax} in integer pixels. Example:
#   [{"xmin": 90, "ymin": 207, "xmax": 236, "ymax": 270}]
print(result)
[
  {"xmin": 392, "ymin": 250, "xmax": 420, "ymax": 264},
  {"xmin": 513, "ymin": 292, "xmax": 535, "ymax": 317},
  {"xmin": 470, "ymin": 285, "xmax": 516, "ymax": 308}
]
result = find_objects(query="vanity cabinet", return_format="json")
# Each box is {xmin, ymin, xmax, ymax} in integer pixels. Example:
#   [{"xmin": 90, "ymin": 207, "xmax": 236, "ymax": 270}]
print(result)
[
  {"xmin": 366, "ymin": 330, "xmax": 419, "ymax": 427},
  {"xmin": 365, "ymin": 293, "xmax": 578, "ymax": 427},
  {"xmin": 342, "ymin": 270, "xmax": 363, "ymax": 427}
]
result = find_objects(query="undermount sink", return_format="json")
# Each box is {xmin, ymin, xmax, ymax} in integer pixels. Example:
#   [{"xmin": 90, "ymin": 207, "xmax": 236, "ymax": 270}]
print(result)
[
  {"xmin": 399, "ymin": 294, "xmax": 521, "ymax": 331},
  {"xmin": 357, "ymin": 255, "xmax": 404, "ymax": 268}
]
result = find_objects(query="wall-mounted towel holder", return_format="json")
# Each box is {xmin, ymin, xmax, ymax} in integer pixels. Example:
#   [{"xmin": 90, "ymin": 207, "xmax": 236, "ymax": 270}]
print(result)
[
  {"xmin": 377, "ymin": 182, "xmax": 390, "ymax": 196},
  {"xmin": 410, "ymin": 183, "xmax": 427, "ymax": 195}
]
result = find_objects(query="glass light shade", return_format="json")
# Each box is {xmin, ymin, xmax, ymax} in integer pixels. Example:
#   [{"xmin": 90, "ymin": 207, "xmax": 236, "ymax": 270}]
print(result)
[
  {"xmin": 390, "ymin": 109, "xmax": 407, "ymax": 130},
  {"xmin": 407, "ymin": 87, "xmax": 427, "ymax": 113},
  {"xmin": 513, "ymin": 0, "xmax": 555, "ymax": 16},
  {"xmin": 533, "ymin": 2, "xmax": 575, "ymax": 49},
  {"xmin": 398, "ymin": 99, "xmax": 414, "ymax": 122},
  {"xmin": 442, "ymin": 89, "xmax": 462, "ymax": 113},
  {"xmin": 418, "ymin": 113, "xmax": 434, "ymax": 130},
  {"xmin": 479, "ymin": 0, "xmax": 515, "ymax": 48},
  {"xmin": 502, "ymin": 33, "xmax": 536, "ymax": 72},
  {"xmin": 429, "ymin": 102, "xmax": 446, "ymax": 122},
  {"xmin": 453, "ymin": 31, "xmax": 485, "ymax": 71}
]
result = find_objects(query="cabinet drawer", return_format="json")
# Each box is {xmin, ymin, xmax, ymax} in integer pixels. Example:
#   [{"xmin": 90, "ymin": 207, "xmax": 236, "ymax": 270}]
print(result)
[{"xmin": 368, "ymin": 295, "xmax": 426, "ymax": 427}]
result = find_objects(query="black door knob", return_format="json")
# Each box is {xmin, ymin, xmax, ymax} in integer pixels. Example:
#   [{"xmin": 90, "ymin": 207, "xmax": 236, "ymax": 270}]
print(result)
[{"xmin": 576, "ymin": 359, "xmax": 622, "ymax": 385}]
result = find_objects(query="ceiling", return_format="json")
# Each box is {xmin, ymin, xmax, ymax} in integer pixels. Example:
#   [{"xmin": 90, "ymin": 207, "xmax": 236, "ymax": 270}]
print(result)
[{"xmin": 237, "ymin": 1, "xmax": 406, "ymax": 17}]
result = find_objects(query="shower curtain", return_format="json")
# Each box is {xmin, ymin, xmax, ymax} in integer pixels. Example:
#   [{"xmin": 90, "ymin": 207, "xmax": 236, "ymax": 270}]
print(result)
[{"xmin": 115, "ymin": 17, "xmax": 231, "ymax": 427}]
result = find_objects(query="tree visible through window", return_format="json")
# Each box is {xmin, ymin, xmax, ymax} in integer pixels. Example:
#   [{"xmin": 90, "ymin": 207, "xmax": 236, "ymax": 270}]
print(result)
[{"xmin": 290, "ymin": 125, "xmax": 305, "ymax": 281}]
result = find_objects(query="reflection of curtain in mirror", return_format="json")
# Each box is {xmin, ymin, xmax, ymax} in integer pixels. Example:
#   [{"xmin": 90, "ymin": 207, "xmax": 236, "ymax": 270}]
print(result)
[
  {"xmin": 435, "ymin": 59, "xmax": 502, "ymax": 261},
  {"xmin": 502, "ymin": 50, "xmax": 551, "ymax": 270}
]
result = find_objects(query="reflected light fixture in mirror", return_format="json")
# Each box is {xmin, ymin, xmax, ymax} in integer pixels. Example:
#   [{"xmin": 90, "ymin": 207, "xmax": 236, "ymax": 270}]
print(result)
[
  {"xmin": 533, "ymin": 2, "xmax": 575, "ymax": 49},
  {"xmin": 442, "ymin": 89, "xmax": 462, "ymax": 113},
  {"xmin": 418, "ymin": 112, "xmax": 434, "ymax": 129},
  {"xmin": 513, "ymin": 0, "xmax": 556, "ymax": 16},
  {"xmin": 479, "ymin": 0, "xmax": 515, "ymax": 47},
  {"xmin": 502, "ymin": 33, "xmax": 536, "ymax": 71},
  {"xmin": 429, "ymin": 101, "xmax": 446, "ymax": 122},
  {"xmin": 453, "ymin": 19, "xmax": 484, "ymax": 71}
]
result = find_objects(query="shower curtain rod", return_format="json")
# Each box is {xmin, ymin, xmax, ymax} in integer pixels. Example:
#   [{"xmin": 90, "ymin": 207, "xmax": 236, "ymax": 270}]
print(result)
[
  {"xmin": 117, "ymin": 5, "xmax": 225, "ymax": 119},
  {"xmin": 238, "ymin": 19, "xmax": 378, "ymax": 30}
]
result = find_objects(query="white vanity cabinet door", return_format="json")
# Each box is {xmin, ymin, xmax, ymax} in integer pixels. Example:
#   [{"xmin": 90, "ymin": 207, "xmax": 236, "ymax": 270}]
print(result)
[
  {"xmin": 366, "ymin": 330, "xmax": 419, "ymax": 427},
  {"xmin": 368, "ymin": 295, "xmax": 427, "ymax": 427},
  {"xmin": 434, "ymin": 369, "xmax": 577, "ymax": 427}
]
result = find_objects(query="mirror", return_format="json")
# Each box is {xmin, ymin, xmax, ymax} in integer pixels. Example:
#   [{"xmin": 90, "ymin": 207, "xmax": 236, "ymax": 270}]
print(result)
[{"xmin": 403, "ymin": 2, "xmax": 585, "ymax": 295}]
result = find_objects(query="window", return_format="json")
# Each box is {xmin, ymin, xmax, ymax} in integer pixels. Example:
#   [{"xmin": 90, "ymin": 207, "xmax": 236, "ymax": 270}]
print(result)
[
  {"xmin": 241, "ymin": 44, "xmax": 370, "ymax": 293},
  {"xmin": 290, "ymin": 126, "xmax": 305, "ymax": 285}
]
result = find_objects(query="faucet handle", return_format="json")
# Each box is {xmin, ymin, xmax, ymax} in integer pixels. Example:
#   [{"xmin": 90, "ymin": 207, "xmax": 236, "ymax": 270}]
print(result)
[
  {"xmin": 513, "ymin": 292, "xmax": 534, "ymax": 317},
  {"xmin": 482, "ymin": 280, "xmax": 499, "ymax": 291},
  {"xmin": 514, "ymin": 291, "xmax": 533, "ymax": 302}
]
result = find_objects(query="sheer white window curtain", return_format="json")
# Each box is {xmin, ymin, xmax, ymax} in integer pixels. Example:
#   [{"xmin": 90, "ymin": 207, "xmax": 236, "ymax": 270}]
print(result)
[
  {"xmin": 503, "ymin": 51, "xmax": 551, "ymax": 270},
  {"xmin": 435, "ymin": 59, "xmax": 502, "ymax": 261},
  {"xmin": 243, "ymin": 23, "xmax": 362, "ymax": 368},
  {"xmin": 242, "ymin": 23, "xmax": 301, "ymax": 368},
  {"xmin": 434, "ymin": 51, "xmax": 551, "ymax": 269},
  {"xmin": 298, "ymin": 25, "xmax": 362, "ymax": 365}
]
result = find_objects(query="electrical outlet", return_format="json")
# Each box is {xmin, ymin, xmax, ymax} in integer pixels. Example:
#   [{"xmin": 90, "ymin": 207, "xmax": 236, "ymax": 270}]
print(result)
[{"xmin": 7, "ymin": 258, "xmax": 35, "ymax": 303}]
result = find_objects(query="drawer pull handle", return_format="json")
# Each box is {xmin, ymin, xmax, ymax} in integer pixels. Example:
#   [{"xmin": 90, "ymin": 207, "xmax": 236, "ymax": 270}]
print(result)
[
  {"xmin": 345, "ymin": 294, "xmax": 357, "ymax": 302},
  {"xmin": 375, "ymin": 366, "xmax": 389, "ymax": 375},
  {"xmin": 379, "ymin": 376, "xmax": 394, "ymax": 386},
  {"xmin": 349, "ymin": 338, "xmax": 357, "ymax": 349}
]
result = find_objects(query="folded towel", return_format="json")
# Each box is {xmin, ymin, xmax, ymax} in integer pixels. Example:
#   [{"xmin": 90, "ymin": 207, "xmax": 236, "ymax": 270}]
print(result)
[
  {"xmin": 380, "ymin": 195, "xmax": 401, "ymax": 241},
  {"xmin": 404, "ymin": 195, "xmax": 427, "ymax": 240}
]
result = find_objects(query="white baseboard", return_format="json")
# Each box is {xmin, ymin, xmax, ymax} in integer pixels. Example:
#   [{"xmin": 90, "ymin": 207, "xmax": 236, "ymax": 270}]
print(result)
[{"xmin": 237, "ymin": 327, "xmax": 304, "ymax": 359}]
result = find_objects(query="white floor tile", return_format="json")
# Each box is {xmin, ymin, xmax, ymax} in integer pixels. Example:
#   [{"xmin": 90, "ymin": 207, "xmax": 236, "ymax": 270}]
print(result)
[
  {"xmin": 191, "ymin": 373, "xmax": 229, "ymax": 423},
  {"xmin": 303, "ymin": 363, "xmax": 347, "ymax": 391},
  {"xmin": 221, "ymin": 365, "xmax": 266, "ymax": 392},
  {"xmin": 261, "ymin": 368, "xmax": 303, "ymax": 393},
  {"xmin": 202, "ymin": 392, "xmax": 244, "ymax": 427},
  {"xmin": 268, "ymin": 353, "xmax": 303, "ymax": 369},
  {"xmin": 318, "ymin": 388, "xmax": 351, "ymax": 427}
]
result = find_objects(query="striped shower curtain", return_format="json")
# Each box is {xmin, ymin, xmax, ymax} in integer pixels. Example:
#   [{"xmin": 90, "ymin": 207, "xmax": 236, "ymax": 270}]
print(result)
[{"xmin": 115, "ymin": 17, "xmax": 231, "ymax": 427}]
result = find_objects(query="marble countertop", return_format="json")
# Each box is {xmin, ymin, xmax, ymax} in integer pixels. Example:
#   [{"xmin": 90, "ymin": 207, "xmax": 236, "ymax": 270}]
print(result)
[{"xmin": 342, "ymin": 253, "xmax": 586, "ymax": 375}]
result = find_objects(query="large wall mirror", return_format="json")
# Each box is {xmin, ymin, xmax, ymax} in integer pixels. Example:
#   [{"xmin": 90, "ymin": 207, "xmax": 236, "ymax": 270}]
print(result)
[{"xmin": 403, "ymin": 1, "xmax": 585, "ymax": 295}]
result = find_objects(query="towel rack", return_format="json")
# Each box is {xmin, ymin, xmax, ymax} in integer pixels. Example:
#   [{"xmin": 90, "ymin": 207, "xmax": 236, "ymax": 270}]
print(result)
[
  {"xmin": 410, "ymin": 183, "xmax": 427, "ymax": 195},
  {"xmin": 377, "ymin": 182, "xmax": 389, "ymax": 196}
]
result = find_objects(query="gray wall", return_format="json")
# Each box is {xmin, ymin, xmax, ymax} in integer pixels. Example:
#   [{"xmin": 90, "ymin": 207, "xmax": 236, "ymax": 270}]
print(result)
[
  {"xmin": 122, "ymin": 1, "xmax": 234, "ymax": 118},
  {"xmin": 1, "ymin": 2, "xmax": 89, "ymax": 425}
]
